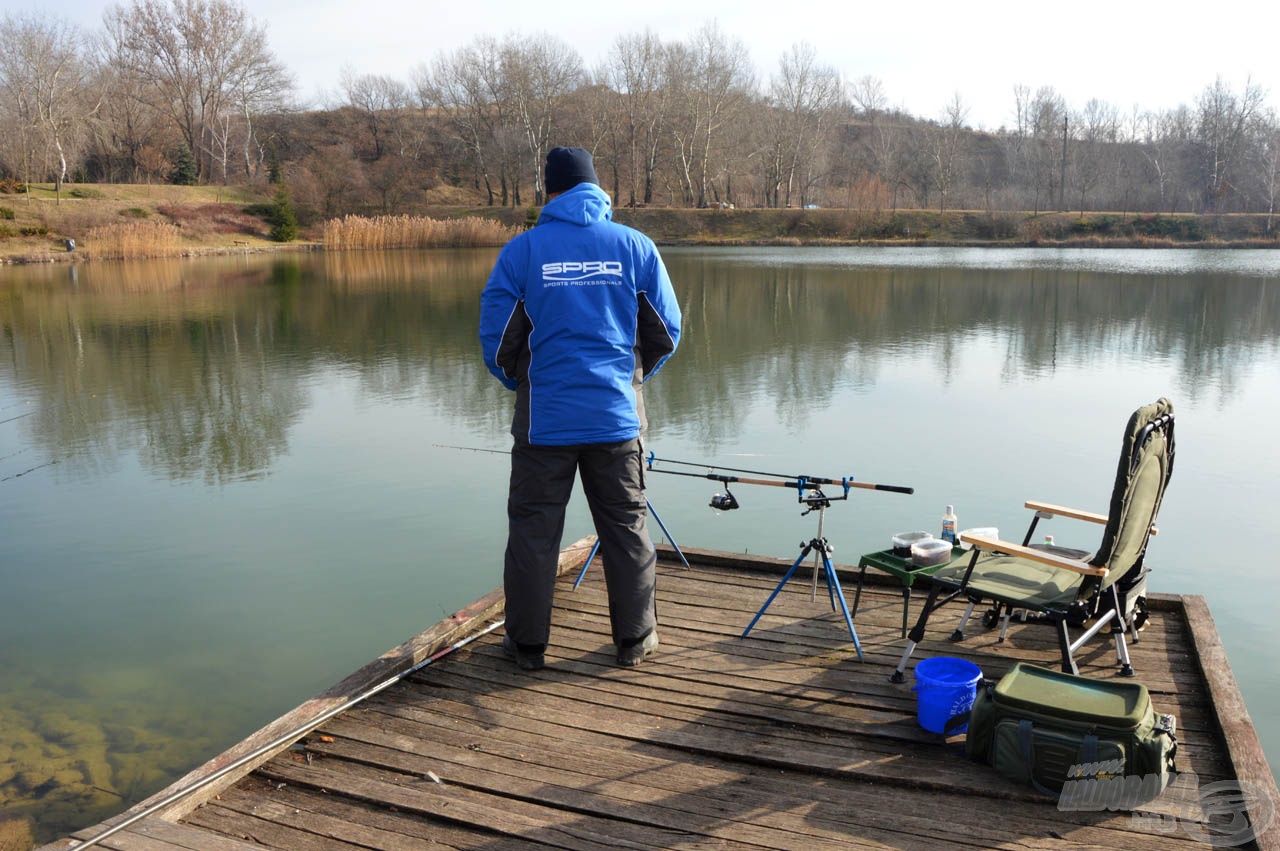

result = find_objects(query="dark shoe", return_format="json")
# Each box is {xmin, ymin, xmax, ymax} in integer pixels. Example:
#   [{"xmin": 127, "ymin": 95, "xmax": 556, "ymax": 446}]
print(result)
[
  {"xmin": 502, "ymin": 635, "xmax": 545, "ymax": 671},
  {"xmin": 616, "ymin": 630, "xmax": 659, "ymax": 667}
]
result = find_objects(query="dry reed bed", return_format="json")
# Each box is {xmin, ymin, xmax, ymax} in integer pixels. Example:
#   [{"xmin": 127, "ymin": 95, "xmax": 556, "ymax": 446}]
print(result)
[
  {"xmin": 83, "ymin": 221, "xmax": 184, "ymax": 260},
  {"xmin": 322, "ymin": 214, "xmax": 519, "ymax": 249}
]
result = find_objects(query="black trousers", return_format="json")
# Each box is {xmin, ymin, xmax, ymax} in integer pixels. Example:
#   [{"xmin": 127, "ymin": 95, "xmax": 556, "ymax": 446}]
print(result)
[{"xmin": 503, "ymin": 437, "xmax": 656, "ymax": 652}]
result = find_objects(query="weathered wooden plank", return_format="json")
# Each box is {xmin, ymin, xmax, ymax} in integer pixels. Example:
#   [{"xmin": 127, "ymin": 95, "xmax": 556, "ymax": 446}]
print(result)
[
  {"xmin": 302, "ymin": 696, "xmax": 1208, "ymax": 849},
  {"xmin": 108, "ymin": 818, "xmax": 268, "ymax": 851},
  {"xmin": 323, "ymin": 699, "xmax": 1213, "ymax": 849},
  {"xmin": 292, "ymin": 728, "xmax": 936, "ymax": 850},
  {"xmin": 540, "ymin": 603, "xmax": 1220, "ymax": 745},
  {"xmin": 204, "ymin": 778, "xmax": 537, "ymax": 851},
  {"xmin": 391, "ymin": 643, "xmax": 1230, "ymax": 790},
  {"xmin": 551, "ymin": 596, "xmax": 1204, "ymax": 699},
  {"xmin": 255, "ymin": 751, "xmax": 779, "ymax": 850},
  {"xmin": 568, "ymin": 563, "xmax": 1203, "ymax": 684},
  {"xmin": 1182, "ymin": 594, "xmax": 1280, "ymax": 851},
  {"xmin": 183, "ymin": 799, "xmax": 409, "ymax": 850},
  {"xmin": 410, "ymin": 634, "xmax": 1228, "ymax": 780}
]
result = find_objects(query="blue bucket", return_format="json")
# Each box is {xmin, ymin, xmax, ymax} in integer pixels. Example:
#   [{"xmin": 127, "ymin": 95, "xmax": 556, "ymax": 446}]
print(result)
[{"xmin": 912, "ymin": 657, "xmax": 983, "ymax": 734}]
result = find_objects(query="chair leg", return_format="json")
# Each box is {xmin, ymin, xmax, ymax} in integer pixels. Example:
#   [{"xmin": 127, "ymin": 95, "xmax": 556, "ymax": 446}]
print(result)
[
  {"xmin": 891, "ymin": 583, "xmax": 945, "ymax": 683},
  {"xmin": 1110, "ymin": 587, "xmax": 1135, "ymax": 677},
  {"xmin": 1056, "ymin": 619, "xmax": 1079, "ymax": 676},
  {"xmin": 949, "ymin": 600, "xmax": 979, "ymax": 642},
  {"xmin": 891, "ymin": 639, "xmax": 918, "ymax": 685}
]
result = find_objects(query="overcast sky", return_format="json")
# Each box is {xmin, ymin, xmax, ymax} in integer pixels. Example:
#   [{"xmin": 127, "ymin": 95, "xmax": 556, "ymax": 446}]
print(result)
[{"xmin": 25, "ymin": 0, "xmax": 1277, "ymax": 130}]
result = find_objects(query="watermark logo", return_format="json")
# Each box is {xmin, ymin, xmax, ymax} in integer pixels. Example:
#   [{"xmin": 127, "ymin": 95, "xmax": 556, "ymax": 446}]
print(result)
[{"xmin": 1059, "ymin": 769, "xmax": 1275, "ymax": 847}]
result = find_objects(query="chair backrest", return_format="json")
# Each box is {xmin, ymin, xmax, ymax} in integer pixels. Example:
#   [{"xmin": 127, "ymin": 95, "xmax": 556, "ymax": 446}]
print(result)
[{"xmin": 1090, "ymin": 398, "xmax": 1175, "ymax": 588}]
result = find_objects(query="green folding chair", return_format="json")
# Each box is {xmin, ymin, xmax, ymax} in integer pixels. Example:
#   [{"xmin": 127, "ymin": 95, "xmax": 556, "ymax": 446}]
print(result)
[{"xmin": 891, "ymin": 398, "xmax": 1175, "ymax": 683}]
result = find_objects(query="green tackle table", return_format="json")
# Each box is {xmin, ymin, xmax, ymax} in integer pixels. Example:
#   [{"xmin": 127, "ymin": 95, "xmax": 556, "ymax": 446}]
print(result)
[{"xmin": 854, "ymin": 546, "xmax": 967, "ymax": 638}]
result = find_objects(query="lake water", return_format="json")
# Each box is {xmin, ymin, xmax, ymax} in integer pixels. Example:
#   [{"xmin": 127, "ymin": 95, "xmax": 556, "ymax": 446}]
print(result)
[{"xmin": 2, "ymin": 246, "xmax": 1279, "ymax": 841}]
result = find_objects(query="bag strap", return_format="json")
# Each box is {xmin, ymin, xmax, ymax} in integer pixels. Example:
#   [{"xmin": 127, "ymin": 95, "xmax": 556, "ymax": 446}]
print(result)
[{"xmin": 1017, "ymin": 720, "xmax": 1099, "ymax": 797}]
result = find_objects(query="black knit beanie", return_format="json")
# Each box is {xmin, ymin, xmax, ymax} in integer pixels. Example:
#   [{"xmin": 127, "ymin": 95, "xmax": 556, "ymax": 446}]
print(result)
[{"xmin": 544, "ymin": 146, "xmax": 598, "ymax": 195}]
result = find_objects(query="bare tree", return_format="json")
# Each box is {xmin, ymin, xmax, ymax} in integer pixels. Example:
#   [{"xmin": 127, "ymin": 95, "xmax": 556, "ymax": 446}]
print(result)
[
  {"xmin": 501, "ymin": 33, "xmax": 584, "ymax": 205},
  {"xmin": 1068, "ymin": 98, "xmax": 1119, "ymax": 212},
  {"xmin": 102, "ymin": 0, "xmax": 290, "ymax": 182},
  {"xmin": 340, "ymin": 65, "xmax": 410, "ymax": 160},
  {"xmin": 666, "ymin": 22, "xmax": 754, "ymax": 207},
  {"xmin": 1011, "ymin": 85, "xmax": 1066, "ymax": 213},
  {"xmin": 601, "ymin": 30, "xmax": 669, "ymax": 205},
  {"xmin": 866, "ymin": 114, "xmax": 910, "ymax": 210},
  {"xmin": 849, "ymin": 75, "xmax": 887, "ymax": 118},
  {"xmin": 0, "ymin": 12, "xmax": 96, "ymax": 197},
  {"xmin": 1257, "ymin": 109, "xmax": 1280, "ymax": 232},
  {"xmin": 205, "ymin": 109, "xmax": 235, "ymax": 186},
  {"xmin": 89, "ymin": 18, "xmax": 171, "ymax": 182},
  {"xmin": 418, "ymin": 47, "xmax": 488, "ymax": 204},
  {"xmin": 417, "ymin": 37, "xmax": 517, "ymax": 205},
  {"xmin": 0, "ymin": 17, "xmax": 41, "ymax": 192},
  {"xmin": 765, "ymin": 42, "xmax": 843, "ymax": 207},
  {"xmin": 1194, "ymin": 75, "xmax": 1267, "ymax": 211},
  {"xmin": 929, "ymin": 92, "xmax": 970, "ymax": 211},
  {"xmin": 1134, "ymin": 107, "xmax": 1192, "ymax": 212}
]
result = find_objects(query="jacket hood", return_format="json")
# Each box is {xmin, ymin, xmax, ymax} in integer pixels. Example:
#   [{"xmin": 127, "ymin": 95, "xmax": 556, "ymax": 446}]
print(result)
[{"xmin": 538, "ymin": 182, "xmax": 613, "ymax": 226}]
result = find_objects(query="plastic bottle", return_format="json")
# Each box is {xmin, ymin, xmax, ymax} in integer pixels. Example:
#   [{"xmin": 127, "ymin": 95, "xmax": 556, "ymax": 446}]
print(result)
[
  {"xmin": 1044, "ymin": 534, "xmax": 1055, "ymax": 548},
  {"xmin": 941, "ymin": 505, "xmax": 958, "ymax": 545}
]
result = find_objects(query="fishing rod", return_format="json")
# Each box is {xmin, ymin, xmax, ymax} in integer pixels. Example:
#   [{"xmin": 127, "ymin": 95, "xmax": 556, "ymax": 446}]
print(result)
[
  {"xmin": 433, "ymin": 443, "xmax": 509, "ymax": 455},
  {"xmin": 434, "ymin": 443, "xmax": 691, "ymax": 567},
  {"xmin": 644, "ymin": 450, "xmax": 913, "ymax": 510},
  {"xmin": 68, "ymin": 620, "xmax": 505, "ymax": 850}
]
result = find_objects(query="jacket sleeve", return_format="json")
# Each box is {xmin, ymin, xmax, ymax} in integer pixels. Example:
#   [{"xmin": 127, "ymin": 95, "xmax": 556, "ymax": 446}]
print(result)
[
  {"xmin": 635, "ymin": 241, "xmax": 681, "ymax": 381},
  {"xmin": 479, "ymin": 240, "xmax": 527, "ymax": 391}
]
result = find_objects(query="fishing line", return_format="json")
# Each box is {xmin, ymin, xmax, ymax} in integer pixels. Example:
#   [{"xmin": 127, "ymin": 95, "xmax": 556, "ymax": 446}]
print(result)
[
  {"xmin": 0, "ymin": 460, "xmax": 57, "ymax": 483},
  {"xmin": 67, "ymin": 619, "xmax": 505, "ymax": 850}
]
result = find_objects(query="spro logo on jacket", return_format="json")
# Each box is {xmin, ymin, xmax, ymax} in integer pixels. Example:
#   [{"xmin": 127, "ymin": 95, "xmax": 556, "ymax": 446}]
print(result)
[{"xmin": 542, "ymin": 260, "xmax": 624, "ymax": 282}]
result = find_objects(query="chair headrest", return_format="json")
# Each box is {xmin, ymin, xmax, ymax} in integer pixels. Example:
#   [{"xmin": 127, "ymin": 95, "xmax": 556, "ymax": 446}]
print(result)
[{"xmin": 1092, "ymin": 398, "xmax": 1175, "ymax": 574}]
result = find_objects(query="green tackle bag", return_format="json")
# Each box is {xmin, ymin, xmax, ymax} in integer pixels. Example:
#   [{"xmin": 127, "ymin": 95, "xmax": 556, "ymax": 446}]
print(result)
[{"xmin": 962, "ymin": 663, "xmax": 1177, "ymax": 802}]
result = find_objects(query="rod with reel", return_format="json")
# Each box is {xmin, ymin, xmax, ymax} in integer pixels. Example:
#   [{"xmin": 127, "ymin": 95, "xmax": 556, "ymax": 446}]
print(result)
[
  {"xmin": 643, "ymin": 452, "xmax": 914, "ymax": 660},
  {"xmin": 644, "ymin": 450, "xmax": 914, "ymax": 511}
]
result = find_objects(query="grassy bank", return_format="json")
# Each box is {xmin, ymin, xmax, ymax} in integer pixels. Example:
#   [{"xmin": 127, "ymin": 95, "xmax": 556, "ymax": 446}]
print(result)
[
  {"xmin": 0, "ymin": 183, "xmax": 293, "ymax": 263},
  {"xmin": 2, "ymin": 183, "xmax": 1277, "ymax": 264}
]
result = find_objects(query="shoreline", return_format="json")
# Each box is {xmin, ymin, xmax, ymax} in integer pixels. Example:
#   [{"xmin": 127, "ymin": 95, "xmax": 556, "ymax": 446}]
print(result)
[
  {"xmin": 3, "ymin": 187, "xmax": 1278, "ymax": 266},
  {"xmin": 5, "ymin": 235, "xmax": 1280, "ymax": 267}
]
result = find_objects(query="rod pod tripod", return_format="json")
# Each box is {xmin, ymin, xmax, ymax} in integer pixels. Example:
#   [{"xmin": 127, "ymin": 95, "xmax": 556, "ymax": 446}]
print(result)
[{"xmin": 741, "ymin": 488, "xmax": 864, "ymax": 660}]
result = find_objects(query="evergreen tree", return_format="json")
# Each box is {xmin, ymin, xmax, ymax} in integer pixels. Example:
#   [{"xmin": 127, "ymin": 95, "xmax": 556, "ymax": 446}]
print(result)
[
  {"xmin": 268, "ymin": 183, "xmax": 298, "ymax": 242},
  {"xmin": 170, "ymin": 144, "xmax": 197, "ymax": 185},
  {"xmin": 266, "ymin": 147, "xmax": 283, "ymax": 185}
]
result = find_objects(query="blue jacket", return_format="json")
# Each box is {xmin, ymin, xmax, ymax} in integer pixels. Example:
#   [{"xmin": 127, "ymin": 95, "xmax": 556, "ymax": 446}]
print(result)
[{"xmin": 479, "ymin": 183, "xmax": 681, "ymax": 445}]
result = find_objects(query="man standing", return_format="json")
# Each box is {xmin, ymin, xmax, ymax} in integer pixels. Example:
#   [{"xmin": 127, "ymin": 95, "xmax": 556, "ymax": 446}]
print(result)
[{"xmin": 479, "ymin": 147, "xmax": 682, "ymax": 670}]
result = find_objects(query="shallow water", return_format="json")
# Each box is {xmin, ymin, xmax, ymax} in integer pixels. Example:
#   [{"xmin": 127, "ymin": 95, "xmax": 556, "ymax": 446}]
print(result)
[{"xmin": 1, "ymin": 246, "xmax": 1278, "ymax": 840}]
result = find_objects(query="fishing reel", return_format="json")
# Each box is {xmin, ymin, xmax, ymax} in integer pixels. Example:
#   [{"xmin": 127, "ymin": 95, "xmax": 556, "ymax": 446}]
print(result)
[{"xmin": 709, "ymin": 486, "xmax": 740, "ymax": 511}]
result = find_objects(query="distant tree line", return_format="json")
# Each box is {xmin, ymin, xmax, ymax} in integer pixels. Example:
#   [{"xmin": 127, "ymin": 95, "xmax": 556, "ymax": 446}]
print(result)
[{"xmin": 2, "ymin": 2, "xmax": 1278, "ymax": 228}]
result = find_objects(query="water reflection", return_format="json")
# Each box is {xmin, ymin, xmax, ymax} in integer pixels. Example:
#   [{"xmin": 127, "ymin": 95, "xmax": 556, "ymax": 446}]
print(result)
[
  {"xmin": 1, "ymin": 247, "xmax": 1278, "ymax": 841},
  {"xmin": 2, "ymin": 252, "xmax": 511, "ymax": 485},
  {"xmin": 5, "ymin": 250, "xmax": 1277, "ymax": 483}
]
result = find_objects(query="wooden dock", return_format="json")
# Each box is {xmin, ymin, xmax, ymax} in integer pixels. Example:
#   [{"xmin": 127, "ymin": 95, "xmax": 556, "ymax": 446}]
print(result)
[{"xmin": 43, "ymin": 538, "xmax": 1279, "ymax": 850}]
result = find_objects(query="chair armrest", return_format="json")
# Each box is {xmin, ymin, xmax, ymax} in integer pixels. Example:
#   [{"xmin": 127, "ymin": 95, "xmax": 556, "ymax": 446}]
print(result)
[
  {"xmin": 1024, "ymin": 500, "xmax": 1107, "ymax": 525},
  {"xmin": 959, "ymin": 533, "xmax": 1109, "ymax": 577},
  {"xmin": 1024, "ymin": 500, "xmax": 1158, "ymax": 536}
]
